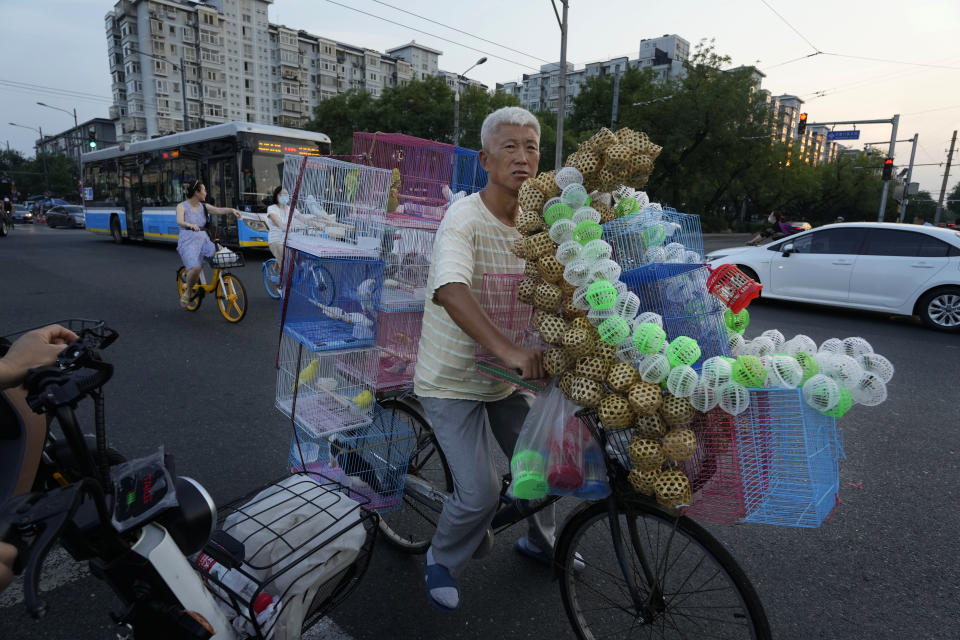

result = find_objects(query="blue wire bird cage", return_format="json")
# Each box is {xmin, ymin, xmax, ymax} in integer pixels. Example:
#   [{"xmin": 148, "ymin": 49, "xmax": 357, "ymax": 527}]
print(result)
[
  {"xmin": 452, "ymin": 146, "xmax": 489, "ymax": 195},
  {"xmin": 281, "ymin": 251, "xmax": 385, "ymax": 352},
  {"xmin": 735, "ymin": 387, "xmax": 843, "ymax": 528},
  {"xmin": 620, "ymin": 263, "xmax": 730, "ymax": 363},
  {"xmin": 288, "ymin": 404, "xmax": 417, "ymax": 514},
  {"xmin": 603, "ymin": 207, "xmax": 704, "ymax": 272}
]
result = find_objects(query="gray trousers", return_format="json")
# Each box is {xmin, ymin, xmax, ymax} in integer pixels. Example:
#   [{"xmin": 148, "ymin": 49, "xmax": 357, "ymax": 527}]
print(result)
[{"xmin": 420, "ymin": 392, "xmax": 556, "ymax": 579}]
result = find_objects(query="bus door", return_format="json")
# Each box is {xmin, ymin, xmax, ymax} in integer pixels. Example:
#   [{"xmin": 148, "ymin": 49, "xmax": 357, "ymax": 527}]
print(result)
[
  {"xmin": 120, "ymin": 160, "xmax": 144, "ymax": 240},
  {"xmin": 205, "ymin": 155, "xmax": 238, "ymax": 244}
]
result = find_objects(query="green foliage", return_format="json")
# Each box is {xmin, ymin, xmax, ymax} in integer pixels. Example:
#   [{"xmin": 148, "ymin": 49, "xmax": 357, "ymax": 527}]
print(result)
[
  {"xmin": 0, "ymin": 148, "xmax": 78, "ymax": 199},
  {"xmin": 305, "ymin": 76, "xmax": 521, "ymax": 155},
  {"xmin": 946, "ymin": 182, "xmax": 960, "ymax": 221}
]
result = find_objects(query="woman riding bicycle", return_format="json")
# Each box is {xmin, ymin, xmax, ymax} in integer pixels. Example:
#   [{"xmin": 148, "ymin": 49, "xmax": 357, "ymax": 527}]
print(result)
[
  {"xmin": 266, "ymin": 186, "xmax": 320, "ymax": 263},
  {"xmin": 177, "ymin": 179, "xmax": 242, "ymax": 308}
]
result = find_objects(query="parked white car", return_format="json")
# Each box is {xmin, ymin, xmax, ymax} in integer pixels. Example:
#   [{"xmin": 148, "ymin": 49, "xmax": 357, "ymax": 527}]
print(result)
[{"xmin": 706, "ymin": 223, "xmax": 960, "ymax": 331}]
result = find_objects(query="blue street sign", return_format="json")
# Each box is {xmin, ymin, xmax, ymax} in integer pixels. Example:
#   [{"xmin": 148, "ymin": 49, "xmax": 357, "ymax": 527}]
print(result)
[{"xmin": 827, "ymin": 130, "xmax": 860, "ymax": 141}]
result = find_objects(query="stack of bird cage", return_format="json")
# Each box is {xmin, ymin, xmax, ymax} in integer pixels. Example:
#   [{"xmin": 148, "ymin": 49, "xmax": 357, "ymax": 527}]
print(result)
[
  {"xmin": 278, "ymin": 153, "xmax": 415, "ymax": 513},
  {"xmin": 352, "ymin": 132, "xmax": 456, "ymax": 225},
  {"xmin": 452, "ymin": 146, "xmax": 489, "ymax": 196}
]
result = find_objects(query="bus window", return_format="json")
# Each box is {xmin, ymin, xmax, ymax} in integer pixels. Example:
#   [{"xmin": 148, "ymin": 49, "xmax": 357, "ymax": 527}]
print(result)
[
  {"xmin": 241, "ymin": 149, "xmax": 284, "ymax": 211},
  {"xmin": 84, "ymin": 162, "xmax": 122, "ymax": 207}
]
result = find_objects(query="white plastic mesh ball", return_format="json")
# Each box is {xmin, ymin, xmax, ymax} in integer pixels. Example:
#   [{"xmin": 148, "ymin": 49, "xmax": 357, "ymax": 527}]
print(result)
[
  {"xmin": 549, "ymin": 219, "xmax": 576, "ymax": 245},
  {"xmin": 701, "ymin": 356, "xmax": 733, "ymax": 388},
  {"xmin": 563, "ymin": 257, "xmax": 594, "ymax": 287},
  {"xmin": 718, "ymin": 382, "xmax": 751, "ymax": 415},
  {"xmin": 590, "ymin": 258, "xmax": 622, "ymax": 283},
  {"xmin": 857, "ymin": 353, "xmax": 894, "ymax": 384},
  {"xmin": 744, "ymin": 336, "xmax": 776, "ymax": 357},
  {"xmin": 645, "ymin": 247, "xmax": 667, "ymax": 263},
  {"xmin": 640, "ymin": 353, "xmax": 671, "ymax": 384},
  {"xmin": 572, "ymin": 206, "xmax": 601, "ymax": 225},
  {"xmin": 613, "ymin": 291, "xmax": 641, "ymax": 320},
  {"xmin": 842, "ymin": 336, "xmax": 874, "ymax": 359},
  {"xmin": 554, "ymin": 166, "xmax": 584, "ymax": 190},
  {"xmin": 613, "ymin": 280, "xmax": 628, "ymax": 296},
  {"xmin": 664, "ymin": 242, "xmax": 686, "ymax": 263},
  {"xmin": 818, "ymin": 338, "xmax": 844, "ymax": 354},
  {"xmin": 665, "ymin": 277, "xmax": 696, "ymax": 304},
  {"xmin": 784, "ymin": 334, "xmax": 817, "ymax": 356},
  {"xmin": 727, "ymin": 332, "xmax": 747, "ymax": 355},
  {"xmin": 616, "ymin": 341, "xmax": 645, "ymax": 365},
  {"xmin": 689, "ymin": 381, "xmax": 719, "ymax": 412},
  {"xmin": 634, "ymin": 191, "xmax": 650, "ymax": 209},
  {"xmin": 561, "ymin": 183, "xmax": 590, "ymax": 209},
  {"xmin": 766, "ymin": 355, "xmax": 804, "ymax": 388},
  {"xmin": 666, "ymin": 365, "xmax": 700, "ymax": 398},
  {"xmin": 760, "ymin": 329, "xmax": 786, "ymax": 351},
  {"xmin": 587, "ymin": 307, "xmax": 616, "ymax": 326},
  {"xmin": 850, "ymin": 372, "xmax": 888, "ymax": 406},
  {"xmin": 542, "ymin": 196, "xmax": 562, "ymax": 214},
  {"xmin": 684, "ymin": 250, "xmax": 703, "ymax": 264},
  {"xmin": 572, "ymin": 284, "xmax": 592, "ymax": 310},
  {"xmin": 662, "ymin": 221, "xmax": 682, "ymax": 238},
  {"xmin": 635, "ymin": 312, "xmax": 664, "ymax": 328},
  {"xmin": 802, "ymin": 374, "xmax": 840, "ymax": 412},
  {"xmin": 581, "ymin": 239, "xmax": 613, "ymax": 262},
  {"xmin": 555, "ymin": 240, "xmax": 582, "ymax": 266},
  {"xmin": 818, "ymin": 354, "xmax": 864, "ymax": 389}
]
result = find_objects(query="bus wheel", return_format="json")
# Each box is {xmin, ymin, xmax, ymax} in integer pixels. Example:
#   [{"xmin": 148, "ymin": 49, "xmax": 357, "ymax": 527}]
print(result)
[{"xmin": 110, "ymin": 217, "xmax": 123, "ymax": 244}]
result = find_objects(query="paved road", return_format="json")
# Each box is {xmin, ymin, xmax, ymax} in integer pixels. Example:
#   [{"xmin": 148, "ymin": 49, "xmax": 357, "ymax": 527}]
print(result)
[{"xmin": 1, "ymin": 225, "xmax": 958, "ymax": 639}]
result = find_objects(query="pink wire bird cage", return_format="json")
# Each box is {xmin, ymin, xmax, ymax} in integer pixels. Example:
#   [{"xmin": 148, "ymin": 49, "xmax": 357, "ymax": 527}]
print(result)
[{"xmin": 352, "ymin": 132, "xmax": 456, "ymax": 224}]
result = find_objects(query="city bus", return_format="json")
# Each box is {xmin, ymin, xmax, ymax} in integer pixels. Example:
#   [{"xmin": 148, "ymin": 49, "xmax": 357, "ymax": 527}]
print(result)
[{"xmin": 81, "ymin": 122, "xmax": 331, "ymax": 247}]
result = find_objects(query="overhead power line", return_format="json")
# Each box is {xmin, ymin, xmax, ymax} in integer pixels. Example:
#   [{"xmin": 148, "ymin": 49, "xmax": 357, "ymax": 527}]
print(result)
[
  {"xmin": 322, "ymin": 0, "xmax": 541, "ymax": 71},
  {"xmin": 758, "ymin": 0, "xmax": 821, "ymax": 53},
  {"xmin": 0, "ymin": 78, "xmax": 112, "ymax": 102},
  {"xmin": 370, "ymin": 0, "xmax": 552, "ymax": 64}
]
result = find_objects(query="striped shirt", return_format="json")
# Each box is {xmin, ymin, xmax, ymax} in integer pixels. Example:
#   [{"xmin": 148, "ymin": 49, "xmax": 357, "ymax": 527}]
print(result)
[{"xmin": 413, "ymin": 193, "xmax": 524, "ymax": 401}]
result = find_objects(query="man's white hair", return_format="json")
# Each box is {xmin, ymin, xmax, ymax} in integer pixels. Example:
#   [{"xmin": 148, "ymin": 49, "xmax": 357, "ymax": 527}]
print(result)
[{"xmin": 480, "ymin": 106, "xmax": 540, "ymax": 151}]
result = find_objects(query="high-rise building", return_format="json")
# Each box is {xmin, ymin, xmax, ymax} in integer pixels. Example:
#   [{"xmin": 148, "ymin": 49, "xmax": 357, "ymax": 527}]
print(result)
[{"xmin": 496, "ymin": 34, "xmax": 690, "ymax": 115}]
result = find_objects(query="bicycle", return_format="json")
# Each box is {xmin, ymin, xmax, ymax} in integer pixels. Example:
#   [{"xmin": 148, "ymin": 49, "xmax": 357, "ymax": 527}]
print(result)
[
  {"xmin": 374, "ymin": 390, "xmax": 772, "ymax": 639},
  {"xmin": 0, "ymin": 321, "xmax": 376, "ymax": 639},
  {"xmin": 177, "ymin": 247, "xmax": 248, "ymax": 323},
  {"xmin": 263, "ymin": 252, "xmax": 335, "ymax": 304}
]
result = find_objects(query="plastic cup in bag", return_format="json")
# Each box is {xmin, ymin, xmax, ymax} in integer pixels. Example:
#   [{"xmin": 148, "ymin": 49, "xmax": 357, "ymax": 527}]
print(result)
[
  {"xmin": 575, "ymin": 437, "xmax": 611, "ymax": 500},
  {"xmin": 510, "ymin": 449, "xmax": 549, "ymax": 499},
  {"xmin": 547, "ymin": 417, "xmax": 586, "ymax": 492}
]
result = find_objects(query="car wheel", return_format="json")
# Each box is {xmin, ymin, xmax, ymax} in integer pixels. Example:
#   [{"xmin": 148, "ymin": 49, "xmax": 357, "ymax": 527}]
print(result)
[
  {"xmin": 918, "ymin": 287, "xmax": 960, "ymax": 332},
  {"xmin": 110, "ymin": 217, "xmax": 123, "ymax": 244},
  {"xmin": 0, "ymin": 219, "xmax": 8, "ymax": 237}
]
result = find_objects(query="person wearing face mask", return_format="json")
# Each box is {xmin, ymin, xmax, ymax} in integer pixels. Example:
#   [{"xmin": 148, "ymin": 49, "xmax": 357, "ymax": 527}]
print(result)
[{"xmin": 265, "ymin": 186, "xmax": 318, "ymax": 263}]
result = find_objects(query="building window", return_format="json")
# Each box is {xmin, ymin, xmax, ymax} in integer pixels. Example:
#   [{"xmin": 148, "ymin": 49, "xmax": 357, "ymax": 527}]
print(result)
[
  {"xmin": 242, "ymin": 14, "xmax": 251, "ymax": 23},
  {"xmin": 155, "ymin": 79, "xmax": 169, "ymax": 94}
]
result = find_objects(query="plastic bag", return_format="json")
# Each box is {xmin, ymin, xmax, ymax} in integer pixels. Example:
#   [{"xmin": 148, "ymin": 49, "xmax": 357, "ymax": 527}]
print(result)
[{"xmin": 510, "ymin": 381, "xmax": 578, "ymax": 500}]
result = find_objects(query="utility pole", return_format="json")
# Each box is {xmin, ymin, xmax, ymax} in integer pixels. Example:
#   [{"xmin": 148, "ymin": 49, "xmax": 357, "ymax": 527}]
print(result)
[
  {"xmin": 934, "ymin": 130, "xmax": 957, "ymax": 225},
  {"xmin": 610, "ymin": 70, "xmax": 622, "ymax": 130},
  {"xmin": 180, "ymin": 56, "xmax": 190, "ymax": 131},
  {"xmin": 552, "ymin": 0, "xmax": 569, "ymax": 170},
  {"xmin": 877, "ymin": 113, "xmax": 899, "ymax": 221},
  {"xmin": 898, "ymin": 133, "xmax": 919, "ymax": 223}
]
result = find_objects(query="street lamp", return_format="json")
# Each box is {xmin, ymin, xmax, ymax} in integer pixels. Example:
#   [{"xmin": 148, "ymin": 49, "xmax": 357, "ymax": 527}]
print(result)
[
  {"xmin": 453, "ymin": 57, "xmax": 487, "ymax": 147},
  {"xmin": 9, "ymin": 122, "xmax": 49, "ymax": 193},
  {"xmin": 37, "ymin": 101, "xmax": 83, "ymax": 202}
]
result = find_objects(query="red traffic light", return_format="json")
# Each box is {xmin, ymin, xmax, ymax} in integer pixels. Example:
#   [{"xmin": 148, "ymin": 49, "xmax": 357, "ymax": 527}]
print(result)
[
  {"xmin": 799, "ymin": 113, "xmax": 808, "ymax": 122},
  {"xmin": 882, "ymin": 157, "xmax": 894, "ymax": 180},
  {"xmin": 797, "ymin": 112, "xmax": 808, "ymax": 136}
]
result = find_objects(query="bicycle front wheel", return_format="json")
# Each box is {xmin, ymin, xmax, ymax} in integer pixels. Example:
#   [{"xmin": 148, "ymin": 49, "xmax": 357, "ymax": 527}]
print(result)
[
  {"xmin": 216, "ymin": 273, "xmax": 247, "ymax": 323},
  {"xmin": 376, "ymin": 398, "xmax": 452, "ymax": 554},
  {"xmin": 263, "ymin": 259, "xmax": 281, "ymax": 299},
  {"xmin": 557, "ymin": 496, "xmax": 770, "ymax": 640}
]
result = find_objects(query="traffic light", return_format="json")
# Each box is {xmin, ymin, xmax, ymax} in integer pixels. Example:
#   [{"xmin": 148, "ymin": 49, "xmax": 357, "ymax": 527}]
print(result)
[
  {"xmin": 882, "ymin": 157, "xmax": 894, "ymax": 180},
  {"xmin": 87, "ymin": 128, "xmax": 97, "ymax": 149},
  {"xmin": 797, "ymin": 112, "xmax": 808, "ymax": 136}
]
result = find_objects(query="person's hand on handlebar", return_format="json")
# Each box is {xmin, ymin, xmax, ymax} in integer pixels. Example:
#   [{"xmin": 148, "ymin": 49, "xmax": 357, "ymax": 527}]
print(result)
[
  {"xmin": 0, "ymin": 324, "xmax": 78, "ymax": 390},
  {"xmin": 498, "ymin": 345, "xmax": 545, "ymax": 380},
  {"xmin": 0, "ymin": 542, "xmax": 16, "ymax": 593}
]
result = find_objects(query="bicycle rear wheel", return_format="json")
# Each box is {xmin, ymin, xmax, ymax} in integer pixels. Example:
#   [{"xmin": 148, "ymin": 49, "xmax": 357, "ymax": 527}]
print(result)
[
  {"xmin": 376, "ymin": 398, "xmax": 451, "ymax": 553},
  {"xmin": 557, "ymin": 496, "xmax": 770, "ymax": 640},
  {"xmin": 216, "ymin": 273, "xmax": 247, "ymax": 323},
  {"xmin": 176, "ymin": 267, "xmax": 202, "ymax": 312},
  {"xmin": 263, "ymin": 259, "xmax": 281, "ymax": 299}
]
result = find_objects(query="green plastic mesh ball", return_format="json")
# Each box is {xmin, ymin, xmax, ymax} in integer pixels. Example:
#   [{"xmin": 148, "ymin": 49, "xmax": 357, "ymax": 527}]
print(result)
[
  {"xmin": 723, "ymin": 308, "xmax": 750, "ymax": 334},
  {"xmin": 586, "ymin": 279, "xmax": 618, "ymax": 310},
  {"xmin": 615, "ymin": 197, "xmax": 639, "ymax": 218},
  {"xmin": 544, "ymin": 203, "xmax": 574, "ymax": 226},
  {"xmin": 793, "ymin": 352, "xmax": 819, "ymax": 383},
  {"xmin": 641, "ymin": 225, "xmax": 666, "ymax": 247},
  {"xmin": 598, "ymin": 316, "xmax": 631, "ymax": 346},
  {"xmin": 633, "ymin": 322, "xmax": 667, "ymax": 354},
  {"xmin": 573, "ymin": 220, "xmax": 603, "ymax": 245},
  {"xmin": 666, "ymin": 336, "xmax": 702, "ymax": 368},
  {"xmin": 820, "ymin": 387, "xmax": 852, "ymax": 418},
  {"xmin": 732, "ymin": 355, "xmax": 767, "ymax": 387}
]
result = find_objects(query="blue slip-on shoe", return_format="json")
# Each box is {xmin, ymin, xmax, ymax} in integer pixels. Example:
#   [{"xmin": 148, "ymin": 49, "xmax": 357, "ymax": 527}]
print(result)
[
  {"xmin": 515, "ymin": 536, "xmax": 585, "ymax": 572},
  {"xmin": 424, "ymin": 548, "xmax": 460, "ymax": 612}
]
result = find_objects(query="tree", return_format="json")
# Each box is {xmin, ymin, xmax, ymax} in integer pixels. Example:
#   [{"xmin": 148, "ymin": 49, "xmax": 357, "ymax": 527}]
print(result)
[
  {"xmin": 946, "ymin": 182, "xmax": 960, "ymax": 221},
  {"xmin": 0, "ymin": 148, "xmax": 77, "ymax": 199}
]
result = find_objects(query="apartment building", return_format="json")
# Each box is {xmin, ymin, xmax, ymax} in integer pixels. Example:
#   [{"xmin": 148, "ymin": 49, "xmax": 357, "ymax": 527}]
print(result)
[
  {"xmin": 498, "ymin": 34, "xmax": 690, "ymax": 115},
  {"xmin": 386, "ymin": 41, "xmax": 486, "ymax": 92}
]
